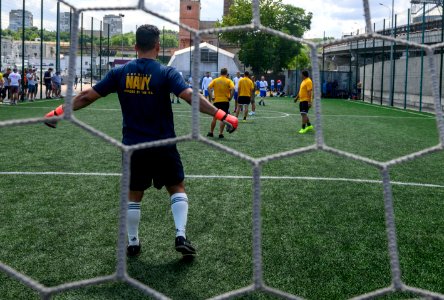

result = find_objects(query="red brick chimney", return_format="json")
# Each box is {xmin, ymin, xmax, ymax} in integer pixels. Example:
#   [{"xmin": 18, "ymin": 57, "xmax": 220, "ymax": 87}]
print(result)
[{"xmin": 179, "ymin": 0, "xmax": 201, "ymax": 49}]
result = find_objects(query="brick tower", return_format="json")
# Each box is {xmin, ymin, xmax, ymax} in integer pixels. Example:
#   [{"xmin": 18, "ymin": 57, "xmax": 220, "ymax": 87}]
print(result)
[{"xmin": 179, "ymin": 0, "xmax": 201, "ymax": 49}]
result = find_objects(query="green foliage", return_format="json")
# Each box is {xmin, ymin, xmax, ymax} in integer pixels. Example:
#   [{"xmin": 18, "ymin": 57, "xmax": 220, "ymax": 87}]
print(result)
[
  {"xmin": 160, "ymin": 30, "xmax": 179, "ymax": 48},
  {"xmin": 288, "ymin": 45, "xmax": 311, "ymax": 70},
  {"xmin": 1, "ymin": 27, "xmax": 71, "ymax": 42},
  {"xmin": 219, "ymin": 0, "xmax": 312, "ymax": 74},
  {"xmin": 110, "ymin": 32, "xmax": 136, "ymax": 47},
  {"xmin": 1, "ymin": 28, "xmax": 179, "ymax": 48}
]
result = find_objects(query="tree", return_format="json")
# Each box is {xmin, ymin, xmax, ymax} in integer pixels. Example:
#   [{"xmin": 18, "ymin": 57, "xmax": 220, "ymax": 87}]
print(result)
[
  {"xmin": 110, "ymin": 32, "xmax": 135, "ymax": 47},
  {"xmin": 219, "ymin": 0, "xmax": 312, "ymax": 74},
  {"xmin": 288, "ymin": 45, "xmax": 311, "ymax": 70},
  {"xmin": 160, "ymin": 31, "xmax": 178, "ymax": 48}
]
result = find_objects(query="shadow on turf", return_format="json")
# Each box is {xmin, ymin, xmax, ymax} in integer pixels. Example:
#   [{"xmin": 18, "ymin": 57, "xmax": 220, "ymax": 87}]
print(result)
[{"xmin": 127, "ymin": 255, "xmax": 197, "ymax": 298}]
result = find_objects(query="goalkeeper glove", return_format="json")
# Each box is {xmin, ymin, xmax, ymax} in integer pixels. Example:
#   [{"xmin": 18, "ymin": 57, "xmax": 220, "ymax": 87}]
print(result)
[
  {"xmin": 215, "ymin": 109, "xmax": 238, "ymax": 133},
  {"xmin": 44, "ymin": 105, "xmax": 64, "ymax": 128}
]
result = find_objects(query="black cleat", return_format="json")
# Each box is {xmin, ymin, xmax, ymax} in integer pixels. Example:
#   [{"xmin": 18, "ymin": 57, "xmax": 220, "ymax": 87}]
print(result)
[
  {"xmin": 175, "ymin": 236, "xmax": 196, "ymax": 256},
  {"xmin": 218, "ymin": 134, "xmax": 224, "ymax": 139},
  {"xmin": 127, "ymin": 243, "xmax": 141, "ymax": 257},
  {"xmin": 206, "ymin": 132, "xmax": 214, "ymax": 137}
]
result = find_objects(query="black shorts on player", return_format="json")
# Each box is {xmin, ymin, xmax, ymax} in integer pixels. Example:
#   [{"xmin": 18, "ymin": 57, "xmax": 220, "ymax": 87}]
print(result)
[
  {"xmin": 130, "ymin": 145, "xmax": 184, "ymax": 191},
  {"xmin": 214, "ymin": 101, "xmax": 229, "ymax": 113},
  {"xmin": 238, "ymin": 96, "xmax": 251, "ymax": 105},
  {"xmin": 299, "ymin": 101, "xmax": 310, "ymax": 115}
]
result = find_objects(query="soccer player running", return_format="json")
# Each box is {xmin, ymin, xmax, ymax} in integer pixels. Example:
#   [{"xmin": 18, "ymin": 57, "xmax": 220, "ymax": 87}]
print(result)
[
  {"xmin": 44, "ymin": 25, "xmax": 238, "ymax": 257},
  {"xmin": 207, "ymin": 68, "xmax": 235, "ymax": 139},
  {"xmin": 235, "ymin": 71, "xmax": 254, "ymax": 122},
  {"xmin": 294, "ymin": 70, "xmax": 314, "ymax": 134}
]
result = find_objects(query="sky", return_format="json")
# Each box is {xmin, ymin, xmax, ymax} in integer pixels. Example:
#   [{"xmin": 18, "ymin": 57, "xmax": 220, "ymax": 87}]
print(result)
[{"xmin": 0, "ymin": 0, "xmax": 429, "ymax": 39}]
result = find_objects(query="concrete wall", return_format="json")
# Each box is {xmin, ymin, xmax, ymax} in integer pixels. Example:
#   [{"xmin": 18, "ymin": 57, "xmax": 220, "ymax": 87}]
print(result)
[{"xmin": 360, "ymin": 53, "xmax": 443, "ymax": 111}]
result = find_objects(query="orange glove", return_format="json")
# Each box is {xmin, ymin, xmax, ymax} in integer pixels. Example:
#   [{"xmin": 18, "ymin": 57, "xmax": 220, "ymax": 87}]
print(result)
[
  {"xmin": 44, "ymin": 105, "xmax": 64, "ymax": 128},
  {"xmin": 215, "ymin": 109, "xmax": 238, "ymax": 133}
]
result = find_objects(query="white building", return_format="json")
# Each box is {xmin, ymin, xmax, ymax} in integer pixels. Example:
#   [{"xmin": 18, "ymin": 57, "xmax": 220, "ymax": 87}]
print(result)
[
  {"xmin": 8, "ymin": 10, "xmax": 33, "ymax": 31},
  {"xmin": 103, "ymin": 15, "xmax": 122, "ymax": 37},
  {"xmin": 168, "ymin": 42, "xmax": 239, "ymax": 78}
]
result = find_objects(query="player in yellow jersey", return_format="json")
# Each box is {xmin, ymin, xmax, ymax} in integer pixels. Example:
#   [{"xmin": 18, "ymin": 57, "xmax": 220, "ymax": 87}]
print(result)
[
  {"xmin": 294, "ymin": 70, "xmax": 314, "ymax": 134},
  {"xmin": 207, "ymin": 68, "xmax": 235, "ymax": 138},
  {"xmin": 235, "ymin": 71, "xmax": 254, "ymax": 122}
]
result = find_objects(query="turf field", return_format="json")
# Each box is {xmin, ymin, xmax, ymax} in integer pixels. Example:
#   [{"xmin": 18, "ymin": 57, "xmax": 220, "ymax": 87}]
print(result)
[{"xmin": 0, "ymin": 96, "xmax": 443, "ymax": 299}]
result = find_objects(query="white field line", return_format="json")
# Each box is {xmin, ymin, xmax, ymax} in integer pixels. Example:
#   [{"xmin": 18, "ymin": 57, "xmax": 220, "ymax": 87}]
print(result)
[
  {"xmin": 2, "ymin": 105, "xmax": 432, "ymax": 120},
  {"xmin": 1, "ymin": 171, "xmax": 443, "ymax": 189},
  {"xmin": 349, "ymin": 100, "xmax": 435, "ymax": 118}
]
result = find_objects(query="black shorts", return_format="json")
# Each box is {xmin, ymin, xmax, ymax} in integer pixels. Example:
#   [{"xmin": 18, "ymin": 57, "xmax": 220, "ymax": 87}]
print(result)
[
  {"xmin": 45, "ymin": 83, "xmax": 52, "ymax": 91},
  {"xmin": 10, "ymin": 86, "xmax": 19, "ymax": 94},
  {"xmin": 129, "ymin": 145, "xmax": 184, "ymax": 191},
  {"xmin": 299, "ymin": 101, "xmax": 310, "ymax": 114},
  {"xmin": 238, "ymin": 96, "xmax": 251, "ymax": 105},
  {"xmin": 214, "ymin": 101, "xmax": 229, "ymax": 113}
]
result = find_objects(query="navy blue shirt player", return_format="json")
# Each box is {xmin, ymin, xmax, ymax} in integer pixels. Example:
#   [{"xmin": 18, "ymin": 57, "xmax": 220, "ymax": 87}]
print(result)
[
  {"xmin": 44, "ymin": 24, "xmax": 238, "ymax": 257},
  {"xmin": 94, "ymin": 59, "xmax": 187, "ymax": 145}
]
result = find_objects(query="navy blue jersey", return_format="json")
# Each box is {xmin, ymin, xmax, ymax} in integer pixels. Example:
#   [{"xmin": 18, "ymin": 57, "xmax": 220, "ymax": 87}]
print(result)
[{"xmin": 93, "ymin": 58, "xmax": 188, "ymax": 145}]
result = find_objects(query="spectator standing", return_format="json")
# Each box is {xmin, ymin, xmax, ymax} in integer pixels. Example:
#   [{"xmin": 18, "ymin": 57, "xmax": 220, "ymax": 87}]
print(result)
[
  {"xmin": 51, "ymin": 71, "xmax": 63, "ymax": 98},
  {"xmin": 44, "ymin": 68, "xmax": 53, "ymax": 99},
  {"xmin": 9, "ymin": 68, "xmax": 22, "ymax": 105},
  {"xmin": 27, "ymin": 69, "xmax": 37, "ymax": 101}
]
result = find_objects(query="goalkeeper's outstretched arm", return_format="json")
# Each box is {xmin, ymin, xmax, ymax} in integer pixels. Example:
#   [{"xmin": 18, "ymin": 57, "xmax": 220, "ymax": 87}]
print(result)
[
  {"xmin": 179, "ymin": 88, "xmax": 238, "ymax": 133},
  {"xmin": 43, "ymin": 88, "xmax": 102, "ymax": 128},
  {"xmin": 179, "ymin": 88, "xmax": 218, "ymax": 116}
]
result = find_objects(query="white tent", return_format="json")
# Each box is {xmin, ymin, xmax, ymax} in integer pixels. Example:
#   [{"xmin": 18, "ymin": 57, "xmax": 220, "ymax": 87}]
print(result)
[{"xmin": 167, "ymin": 42, "xmax": 240, "ymax": 79}]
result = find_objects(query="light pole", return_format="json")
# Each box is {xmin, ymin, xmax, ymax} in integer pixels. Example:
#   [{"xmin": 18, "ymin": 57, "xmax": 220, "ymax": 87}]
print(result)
[
  {"xmin": 119, "ymin": 14, "xmax": 125, "ymax": 60},
  {"xmin": 380, "ymin": 1, "xmax": 395, "ymax": 106}
]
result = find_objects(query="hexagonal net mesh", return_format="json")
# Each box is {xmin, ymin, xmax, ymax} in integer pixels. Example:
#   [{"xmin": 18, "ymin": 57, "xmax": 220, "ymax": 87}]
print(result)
[{"xmin": 1, "ymin": 0, "xmax": 444, "ymax": 299}]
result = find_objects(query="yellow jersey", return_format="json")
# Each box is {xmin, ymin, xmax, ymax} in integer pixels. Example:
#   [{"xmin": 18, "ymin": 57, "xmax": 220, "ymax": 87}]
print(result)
[
  {"xmin": 299, "ymin": 77, "xmax": 313, "ymax": 102},
  {"xmin": 238, "ymin": 77, "xmax": 254, "ymax": 97},
  {"xmin": 208, "ymin": 76, "xmax": 234, "ymax": 103}
]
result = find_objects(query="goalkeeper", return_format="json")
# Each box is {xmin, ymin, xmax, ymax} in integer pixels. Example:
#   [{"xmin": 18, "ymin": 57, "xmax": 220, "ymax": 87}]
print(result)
[{"xmin": 44, "ymin": 24, "xmax": 238, "ymax": 257}]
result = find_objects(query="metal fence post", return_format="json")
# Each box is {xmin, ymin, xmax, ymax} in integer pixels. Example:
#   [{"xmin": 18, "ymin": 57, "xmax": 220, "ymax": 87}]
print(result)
[
  {"xmin": 100, "ymin": 21, "xmax": 102, "ymax": 80},
  {"xmin": 380, "ymin": 19, "xmax": 386, "ymax": 105},
  {"xmin": 419, "ymin": 3, "xmax": 425, "ymax": 112},
  {"xmin": 404, "ymin": 9, "xmax": 410, "ymax": 110},
  {"xmin": 40, "ymin": 0, "xmax": 43, "ymax": 99},
  {"xmin": 80, "ymin": 13, "xmax": 83, "ymax": 91},
  {"xmin": 91, "ymin": 17, "xmax": 93, "ymax": 86},
  {"xmin": 371, "ymin": 23, "xmax": 375, "ymax": 104},
  {"xmin": 21, "ymin": 0, "xmax": 26, "ymax": 101},
  {"xmin": 390, "ymin": 14, "xmax": 397, "ymax": 106},
  {"xmin": 56, "ymin": 1, "xmax": 60, "ymax": 73}
]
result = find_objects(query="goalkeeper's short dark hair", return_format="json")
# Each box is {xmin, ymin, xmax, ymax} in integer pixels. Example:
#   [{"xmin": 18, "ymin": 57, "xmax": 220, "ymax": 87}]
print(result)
[
  {"xmin": 302, "ymin": 70, "xmax": 309, "ymax": 78},
  {"xmin": 136, "ymin": 25, "xmax": 160, "ymax": 51},
  {"xmin": 221, "ymin": 68, "xmax": 228, "ymax": 75}
]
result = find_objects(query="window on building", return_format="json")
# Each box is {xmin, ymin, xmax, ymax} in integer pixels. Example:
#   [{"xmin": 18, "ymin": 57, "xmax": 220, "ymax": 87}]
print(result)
[
  {"xmin": 187, "ymin": 5, "xmax": 192, "ymax": 10},
  {"xmin": 200, "ymin": 49, "xmax": 217, "ymax": 63}
]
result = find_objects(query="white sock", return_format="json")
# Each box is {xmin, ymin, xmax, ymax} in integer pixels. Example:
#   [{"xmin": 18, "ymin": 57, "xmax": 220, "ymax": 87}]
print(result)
[
  {"xmin": 171, "ymin": 193, "xmax": 189, "ymax": 238},
  {"xmin": 127, "ymin": 201, "xmax": 141, "ymax": 246}
]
